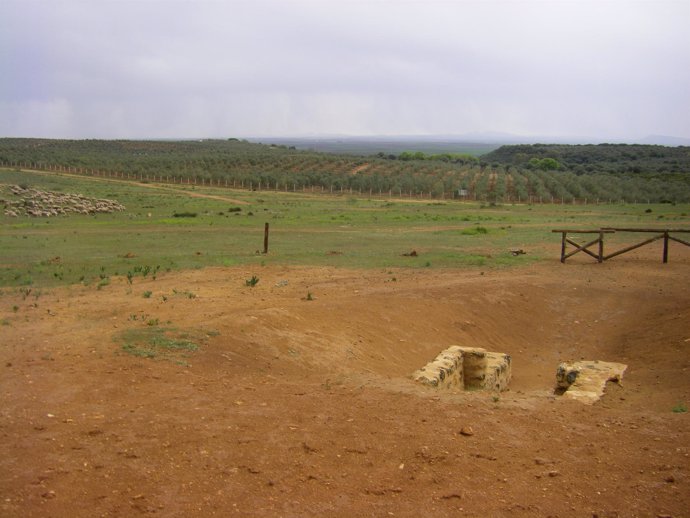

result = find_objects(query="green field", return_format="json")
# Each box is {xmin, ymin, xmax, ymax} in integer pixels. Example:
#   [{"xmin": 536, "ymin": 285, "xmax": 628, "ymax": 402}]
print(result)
[{"xmin": 1, "ymin": 168, "xmax": 689, "ymax": 289}]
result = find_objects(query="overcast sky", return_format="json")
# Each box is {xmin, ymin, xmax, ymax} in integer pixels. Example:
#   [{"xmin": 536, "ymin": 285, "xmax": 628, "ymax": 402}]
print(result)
[{"xmin": 1, "ymin": 0, "xmax": 689, "ymax": 141}]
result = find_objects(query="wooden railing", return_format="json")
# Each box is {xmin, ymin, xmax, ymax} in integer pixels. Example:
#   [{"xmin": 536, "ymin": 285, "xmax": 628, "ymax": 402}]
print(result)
[{"xmin": 552, "ymin": 228, "xmax": 690, "ymax": 263}]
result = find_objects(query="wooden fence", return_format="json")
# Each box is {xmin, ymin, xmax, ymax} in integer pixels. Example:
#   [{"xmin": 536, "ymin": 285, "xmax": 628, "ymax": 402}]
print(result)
[{"xmin": 552, "ymin": 228, "xmax": 690, "ymax": 263}]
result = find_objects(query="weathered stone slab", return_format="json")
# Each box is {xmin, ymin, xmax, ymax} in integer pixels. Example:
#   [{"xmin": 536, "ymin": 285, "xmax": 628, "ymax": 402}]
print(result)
[
  {"xmin": 556, "ymin": 360, "xmax": 627, "ymax": 404},
  {"xmin": 413, "ymin": 346, "xmax": 511, "ymax": 392}
]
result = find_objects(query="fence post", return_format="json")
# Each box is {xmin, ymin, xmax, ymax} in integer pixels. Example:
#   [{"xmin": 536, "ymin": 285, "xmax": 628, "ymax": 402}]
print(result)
[
  {"xmin": 560, "ymin": 232, "xmax": 567, "ymax": 263},
  {"xmin": 663, "ymin": 231, "xmax": 669, "ymax": 263},
  {"xmin": 598, "ymin": 231, "xmax": 604, "ymax": 263},
  {"xmin": 263, "ymin": 223, "xmax": 269, "ymax": 254}
]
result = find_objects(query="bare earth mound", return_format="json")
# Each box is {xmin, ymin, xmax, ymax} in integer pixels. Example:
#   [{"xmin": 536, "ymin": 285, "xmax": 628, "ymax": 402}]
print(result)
[{"xmin": 1, "ymin": 257, "xmax": 688, "ymax": 517}]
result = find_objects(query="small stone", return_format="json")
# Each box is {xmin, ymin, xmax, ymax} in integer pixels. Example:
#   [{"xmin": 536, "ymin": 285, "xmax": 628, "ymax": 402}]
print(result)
[
  {"xmin": 548, "ymin": 470, "xmax": 560, "ymax": 478},
  {"xmin": 42, "ymin": 490, "xmax": 56, "ymax": 499},
  {"xmin": 459, "ymin": 427, "xmax": 474, "ymax": 437},
  {"xmin": 664, "ymin": 475, "xmax": 675, "ymax": 483}
]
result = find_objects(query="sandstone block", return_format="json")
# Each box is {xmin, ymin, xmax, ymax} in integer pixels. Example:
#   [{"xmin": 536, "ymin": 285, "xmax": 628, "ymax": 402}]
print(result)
[{"xmin": 556, "ymin": 360, "xmax": 627, "ymax": 404}]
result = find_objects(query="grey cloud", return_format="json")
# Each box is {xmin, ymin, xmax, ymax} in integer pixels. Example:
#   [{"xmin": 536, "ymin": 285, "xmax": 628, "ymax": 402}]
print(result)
[{"xmin": 1, "ymin": 0, "xmax": 688, "ymax": 139}]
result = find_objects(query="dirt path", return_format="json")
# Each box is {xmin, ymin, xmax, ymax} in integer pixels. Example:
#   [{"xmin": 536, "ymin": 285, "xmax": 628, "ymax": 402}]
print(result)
[{"xmin": 1, "ymin": 258, "xmax": 688, "ymax": 517}]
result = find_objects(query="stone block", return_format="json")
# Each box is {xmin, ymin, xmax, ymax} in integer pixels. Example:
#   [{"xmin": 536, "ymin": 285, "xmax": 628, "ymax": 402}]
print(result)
[{"xmin": 556, "ymin": 360, "xmax": 627, "ymax": 404}]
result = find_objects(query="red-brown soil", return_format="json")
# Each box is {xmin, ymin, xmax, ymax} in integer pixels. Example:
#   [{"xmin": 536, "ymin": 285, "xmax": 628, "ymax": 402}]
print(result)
[{"xmin": 1, "ymin": 255, "xmax": 689, "ymax": 517}]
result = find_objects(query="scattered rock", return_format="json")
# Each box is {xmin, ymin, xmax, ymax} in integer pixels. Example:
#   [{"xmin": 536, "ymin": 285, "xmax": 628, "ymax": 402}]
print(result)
[
  {"xmin": 302, "ymin": 442, "xmax": 318, "ymax": 453},
  {"xmin": 402, "ymin": 250, "xmax": 418, "ymax": 257},
  {"xmin": 459, "ymin": 427, "xmax": 474, "ymax": 437}
]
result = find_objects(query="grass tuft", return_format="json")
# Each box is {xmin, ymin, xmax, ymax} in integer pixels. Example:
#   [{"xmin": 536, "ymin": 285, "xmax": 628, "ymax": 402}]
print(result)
[
  {"xmin": 672, "ymin": 403, "xmax": 687, "ymax": 413},
  {"xmin": 118, "ymin": 326, "xmax": 201, "ymax": 362}
]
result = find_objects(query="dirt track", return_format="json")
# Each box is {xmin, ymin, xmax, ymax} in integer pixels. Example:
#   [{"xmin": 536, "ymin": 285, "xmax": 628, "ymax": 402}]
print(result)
[{"xmin": 1, "ymin": 254, "xmax": 689, "ymax": 517}]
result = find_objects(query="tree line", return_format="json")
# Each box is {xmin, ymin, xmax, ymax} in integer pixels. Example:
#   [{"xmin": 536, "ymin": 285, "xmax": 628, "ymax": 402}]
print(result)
[{"xmin": 483, "ymin": 143, "xmax": 690, "ymax": 177}]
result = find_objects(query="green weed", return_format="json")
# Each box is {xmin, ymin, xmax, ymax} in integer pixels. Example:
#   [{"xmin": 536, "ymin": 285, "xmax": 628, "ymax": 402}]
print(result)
[
  {"xmin": 462, "ymin": 226, "xmax": 489, "ymax": 235},
  {"xmin": 245, "ymin": 275, "xmax": 260, "ymax": 287},
  {"xmin": 672, "ymin": 403, "xmax": 687, "ymax": 413}
]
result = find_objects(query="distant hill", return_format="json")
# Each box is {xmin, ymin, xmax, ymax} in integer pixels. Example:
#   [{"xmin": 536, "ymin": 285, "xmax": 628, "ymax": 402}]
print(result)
[
  {"xmin": 639, "ymin": 135, "xmax": 690, "ymax": 146},
  {"xmin": 483, "ymin": 144, "xmax": 690, "ymax": 176},
  {"xmin": 251, "ymin": 137, "xmax": 499, "ymax": 156}
]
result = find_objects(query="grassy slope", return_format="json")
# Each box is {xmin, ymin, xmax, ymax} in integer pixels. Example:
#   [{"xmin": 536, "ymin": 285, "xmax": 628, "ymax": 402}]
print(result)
[{"xmin": 1, "ymin": 168, "xmax": 688, "ymax": 289}]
